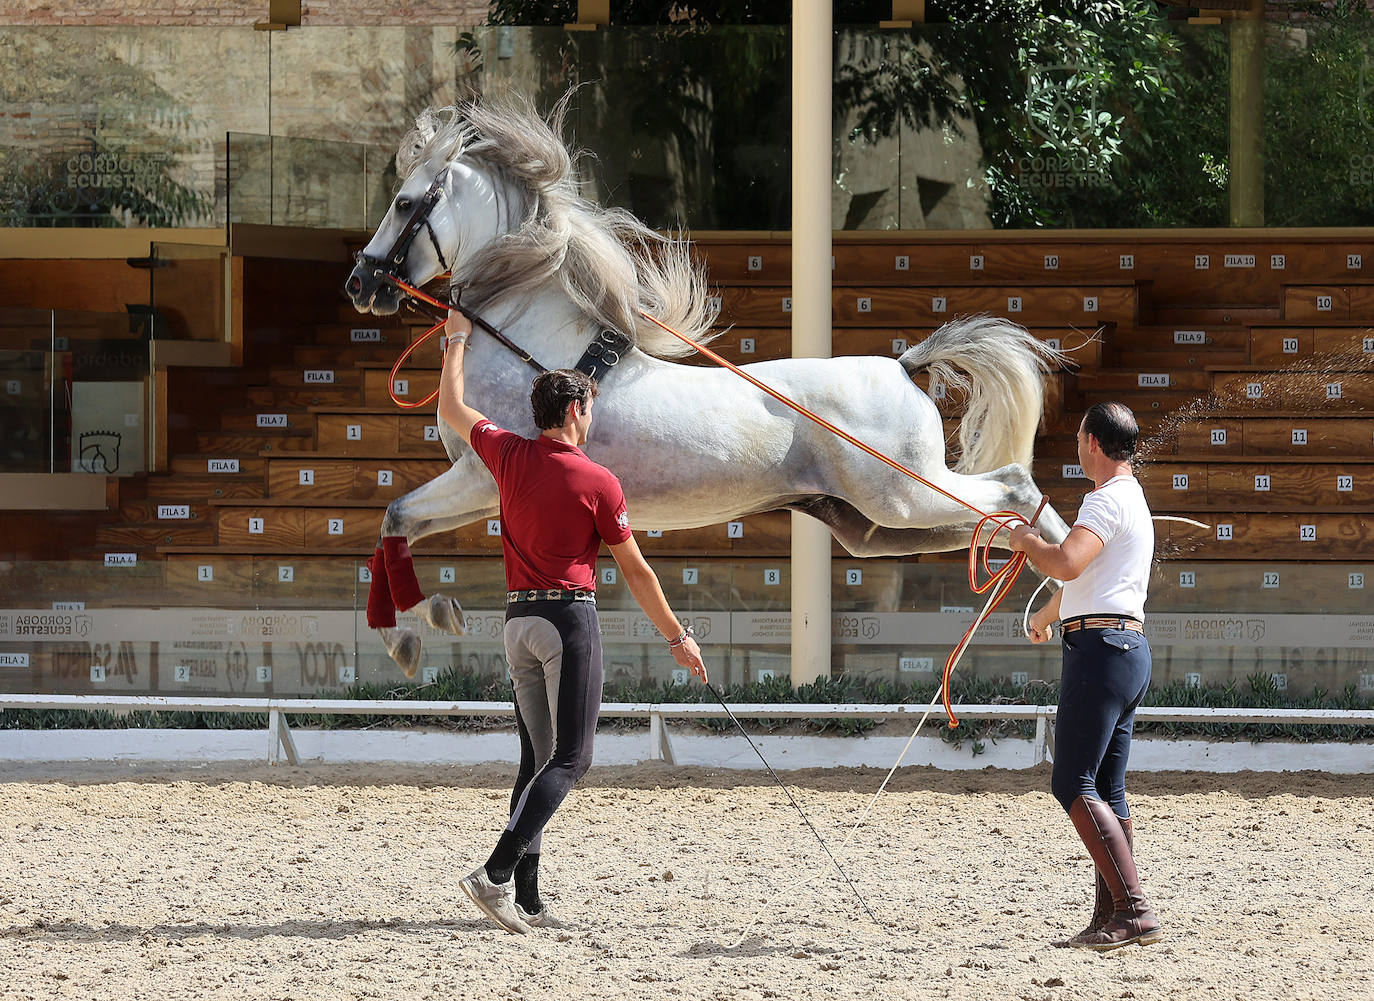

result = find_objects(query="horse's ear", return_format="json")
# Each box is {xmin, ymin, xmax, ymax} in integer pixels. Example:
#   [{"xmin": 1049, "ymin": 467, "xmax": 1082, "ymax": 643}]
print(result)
[{"xmin": 414, "ymin": 109, "xmax": 438, "ymax": 145}]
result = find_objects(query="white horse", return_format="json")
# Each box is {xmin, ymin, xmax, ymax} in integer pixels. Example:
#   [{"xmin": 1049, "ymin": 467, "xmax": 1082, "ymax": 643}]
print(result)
[{"xmin": 345, "ymin": 95, "xmax": 1070, "ymax": 676}]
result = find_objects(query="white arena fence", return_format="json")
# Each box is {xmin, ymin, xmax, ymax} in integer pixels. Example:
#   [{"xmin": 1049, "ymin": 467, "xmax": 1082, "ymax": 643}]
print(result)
[{"xmin": 3, "ymin": 694, "xmax": 1373, "ymax": 767}]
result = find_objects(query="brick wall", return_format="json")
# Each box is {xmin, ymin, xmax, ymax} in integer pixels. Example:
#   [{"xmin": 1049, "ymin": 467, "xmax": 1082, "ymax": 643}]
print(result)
[{"xmin": 0, "ymin": 2, "xmax": 488, "ymax": 26}]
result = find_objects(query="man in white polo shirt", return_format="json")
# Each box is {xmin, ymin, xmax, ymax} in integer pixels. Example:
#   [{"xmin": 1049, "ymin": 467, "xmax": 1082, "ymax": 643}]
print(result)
[{"xmin": 1009, "ymin": 401, "xmax": 1162, "ymax": 952}]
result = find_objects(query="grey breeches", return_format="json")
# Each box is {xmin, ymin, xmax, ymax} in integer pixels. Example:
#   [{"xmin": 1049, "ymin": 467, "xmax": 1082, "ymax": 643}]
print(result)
[{"xmin": 503, "ymin": 599, "xmax": 603, "ymax": 852}]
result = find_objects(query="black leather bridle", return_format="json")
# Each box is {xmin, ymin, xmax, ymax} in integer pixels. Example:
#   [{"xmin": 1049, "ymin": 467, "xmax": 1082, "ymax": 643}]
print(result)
[{"xmin": 354, "ymin": 166, "xmax": 452, "ymax": 285}]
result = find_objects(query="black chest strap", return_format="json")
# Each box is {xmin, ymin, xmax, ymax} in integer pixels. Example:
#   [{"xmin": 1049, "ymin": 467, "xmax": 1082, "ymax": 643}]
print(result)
[{"xmin": 573, "ymin": 328, "xmax": 633, "ymax": 384}]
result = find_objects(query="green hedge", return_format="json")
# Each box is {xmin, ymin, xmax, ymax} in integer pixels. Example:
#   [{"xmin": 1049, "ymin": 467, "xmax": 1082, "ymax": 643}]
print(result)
[{"xmin": 3, "ymin": 672, "xmax": 1372, "ymax": 752}]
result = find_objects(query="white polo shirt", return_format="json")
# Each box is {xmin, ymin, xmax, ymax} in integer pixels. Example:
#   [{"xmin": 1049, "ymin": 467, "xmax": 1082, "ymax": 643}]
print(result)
[{"xmin": 1058, "ymin": 474, "xmax": 1154, "ymax": 623}]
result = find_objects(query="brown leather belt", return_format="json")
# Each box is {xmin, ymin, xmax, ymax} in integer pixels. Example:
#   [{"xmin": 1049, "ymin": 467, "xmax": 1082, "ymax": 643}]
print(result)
[{"xmin": 1061, "ymin": 615, "xmax": 1143, "ymax": 634}]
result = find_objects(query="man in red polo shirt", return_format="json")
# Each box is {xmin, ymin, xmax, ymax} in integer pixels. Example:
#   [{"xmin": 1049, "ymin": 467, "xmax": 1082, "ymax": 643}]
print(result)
[{"xmin": 438, "ymin": 309, "xmax": 707, "ymax": 935}]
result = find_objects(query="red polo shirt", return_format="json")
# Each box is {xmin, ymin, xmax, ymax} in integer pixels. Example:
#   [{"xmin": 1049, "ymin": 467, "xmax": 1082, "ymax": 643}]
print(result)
[{"xmin": 470, "ymin": 420, "xmax": 632, "ymax": 591}]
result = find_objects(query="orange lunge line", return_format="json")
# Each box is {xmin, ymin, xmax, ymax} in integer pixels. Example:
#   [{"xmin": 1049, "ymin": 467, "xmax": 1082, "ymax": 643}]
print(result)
[
  {"xmin": 383, "ymin": 278, "xmax": 454, "ymax": 409},
  {"xmin": 380, "ymin": 285, "xmax": 1043, "ymax": 727}
]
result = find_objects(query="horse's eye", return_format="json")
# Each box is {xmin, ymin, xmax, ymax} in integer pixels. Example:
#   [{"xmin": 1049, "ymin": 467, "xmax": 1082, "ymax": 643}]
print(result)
[{"xmin": 396, "ymin": 197, "xmax": 413, "ymax": 212}]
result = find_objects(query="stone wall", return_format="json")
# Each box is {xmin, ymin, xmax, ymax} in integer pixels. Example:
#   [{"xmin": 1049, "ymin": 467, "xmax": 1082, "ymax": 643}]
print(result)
[{"xmin": 0, "ymin": 2, "xmax": 488, "ymax": 26}]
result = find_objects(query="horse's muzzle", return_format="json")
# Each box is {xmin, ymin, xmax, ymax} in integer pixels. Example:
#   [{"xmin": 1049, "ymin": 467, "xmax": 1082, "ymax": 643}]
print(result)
[{"xmin": 345, "ymin": 259, "xmax": 402, "ymax": 315}]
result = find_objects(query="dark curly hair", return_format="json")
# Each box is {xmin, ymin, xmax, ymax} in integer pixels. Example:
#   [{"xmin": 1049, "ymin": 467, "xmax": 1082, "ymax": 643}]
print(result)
[{"xmin": 530, "ymin": 368, "xmax": 598, "ymax": 429}]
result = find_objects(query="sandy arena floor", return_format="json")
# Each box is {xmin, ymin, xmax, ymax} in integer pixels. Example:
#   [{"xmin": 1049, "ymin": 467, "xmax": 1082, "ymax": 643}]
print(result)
[{"xmin": 0, "ymin": 761, "xmax": 1370, "ymax": 1001}]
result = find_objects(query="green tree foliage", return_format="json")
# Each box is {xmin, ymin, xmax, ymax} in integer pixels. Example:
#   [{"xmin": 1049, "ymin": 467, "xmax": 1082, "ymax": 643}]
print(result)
[
  {"xmin": 481, "ymin": 2, "xmax": 1374, "ymax": 230},
  {"xmin": 832, "ymin": 3, "xmax": 1231, "ymax": 227},
  {"xmin": 1264, "ymin": 14, "xmax": 1374, "ymax": 226}
]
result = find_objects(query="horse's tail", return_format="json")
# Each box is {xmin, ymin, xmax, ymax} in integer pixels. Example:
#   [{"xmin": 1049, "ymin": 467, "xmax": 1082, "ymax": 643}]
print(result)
[{"xmin": 898, "ymin": 314, "xmax": 1067, "ymax": 474}]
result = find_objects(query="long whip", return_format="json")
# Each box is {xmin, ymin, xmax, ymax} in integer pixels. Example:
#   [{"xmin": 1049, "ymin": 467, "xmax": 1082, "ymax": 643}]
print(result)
[{"xmin": 703, "ymin": 680, "xmax": 885, "ymax": 931}]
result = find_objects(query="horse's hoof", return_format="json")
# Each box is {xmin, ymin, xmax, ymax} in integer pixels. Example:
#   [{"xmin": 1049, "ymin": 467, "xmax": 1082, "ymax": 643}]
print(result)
[
  {"xmin": 380, "ymin": 627, "xmax": 423, "ymax": 679},
  {"xmin": 425, "ymin": 593, "xmax": 467, "ymax": 636}
]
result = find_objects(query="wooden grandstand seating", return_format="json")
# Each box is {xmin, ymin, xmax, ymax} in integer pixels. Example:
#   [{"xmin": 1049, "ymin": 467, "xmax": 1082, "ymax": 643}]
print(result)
[
  {"xmin": 1069, "ymin": 368, "xmax": 1211, "ymax": 414},
  {"xmin": 696, "ymin": 238, "xmax": 1374, "ymax": 306},
  {"xmin": 361, "ymin": 365, "xmax": 440, "ymax": 408},
  {"xmin": 19, "ymin": 235, "xmax": 1370, "ymax": 570},
  {"xmin": 1169, "ymin": 417, "xmax": 1374, "ymax": 457},
  {"xmin": 245, "ymin": 385, "xmax": 356, "ymax": 409},
  {"xmin": 1282, "ymin": 283, "xmax": 1374, "ymax": 323},
  {"xmin": 267, "ymin": 364, "xmax": 363, "ymax": 391},
  {"xmin": 1105, "ymin": 459, "xmax": 1369, "ymax": 512},
  {"xmin": 311, "ymin": 411, "xmax": 449, "ymax": 456},
  {"xmin": 195, "ymin": 429, "xmax": 314, "ymax": 454},
  {"xmin": 1108, "ymin": 324, "xmax": 1249, "ymax": 368},
  {"xmin": 1148, "ymin": 560, "xmax": 1371, "ymax": 612},
  {"xmin": 138, "ymin": 473, "xmax": 265, "ymax": 501},
  {"xmin": 94, "ymin": 518, "xmax": 216, "ymax": 550},
  {"xmin": 716, "ymin": 283, "xmax": 1136, "ymax": 329},
  {"xmin": 689, "ymin": 323, "xmax": 1102, "ymax": 369},
  {"xmin": 1210, "ymin": 368, "xmax": 1374, "ymax": 411},
  {"xmin": 1152, "ymin": 512, "xmax": 1371, "ymax": 560},
  {"xmin": 1205, "ymin": 461, "xmax": 1369, "ymax": 509},
  {"xmin": 219, "ymin": 409, "xmax": 312, "ymax": 434},
  {"xmin": 266, "ymin": 457, "xmax": 451, "ymax": 501},
  {"xmin": 1249, "ymin": 325, "xmax": 1374, "ymax": 366},
  {"xmin": 200, "ymin": 497, "xmax": 793, "ymax": 558}
]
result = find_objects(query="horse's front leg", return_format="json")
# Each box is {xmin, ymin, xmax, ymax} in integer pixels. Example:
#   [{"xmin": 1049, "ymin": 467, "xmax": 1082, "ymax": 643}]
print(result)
[{"xmin": 368, "ymin": 456, "xmax": 498, "ymax": 678}]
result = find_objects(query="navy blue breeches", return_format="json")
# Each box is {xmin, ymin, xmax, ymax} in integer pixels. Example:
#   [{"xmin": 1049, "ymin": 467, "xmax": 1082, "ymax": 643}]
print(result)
[{"xmin": 1050, "ymin": 627, "xmax": 1152, "ymax": 818}]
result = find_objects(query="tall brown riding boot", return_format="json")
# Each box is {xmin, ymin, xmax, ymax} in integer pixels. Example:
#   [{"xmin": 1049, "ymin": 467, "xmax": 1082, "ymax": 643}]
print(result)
[
  {"xmin": 1066, "ymin": 797, "xmax": 1162, "ymax": 951},
  {"xmin": 1054, "ymin": 814, "xmax": 1133, "ymax": 948}
]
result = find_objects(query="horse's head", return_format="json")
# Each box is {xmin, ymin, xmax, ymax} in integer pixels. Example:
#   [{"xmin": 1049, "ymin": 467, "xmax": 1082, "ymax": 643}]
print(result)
[
  {"xmin": 345, "ymin": 153, "xmax": 506, "ymax": 316},
  {"xmin": 346, "ymin": 96, "xmax": 716, "ymax": 361}
]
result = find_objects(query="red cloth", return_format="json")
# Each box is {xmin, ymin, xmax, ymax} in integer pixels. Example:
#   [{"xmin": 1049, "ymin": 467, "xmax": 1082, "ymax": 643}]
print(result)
[
  {"xmin": 469, "ymin": 420, "xmax": 632, "ymax": 591},
  {"xmin": 365, "ymin": 545, "xmax": 396, "ymax": 628},
  {"xmin": 382, "ymin": 535, "xmax": 424, "ymax": 611}
]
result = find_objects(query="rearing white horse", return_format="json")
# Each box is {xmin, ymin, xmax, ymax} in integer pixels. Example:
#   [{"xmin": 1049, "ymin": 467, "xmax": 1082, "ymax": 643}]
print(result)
[{"xmin": 345, "ymin": 95, "xmax": 1070, "ymax": 676}]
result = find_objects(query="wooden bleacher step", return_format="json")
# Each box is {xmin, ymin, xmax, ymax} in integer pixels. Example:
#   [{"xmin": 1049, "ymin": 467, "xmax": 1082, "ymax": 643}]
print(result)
[
  {"xmin": 196, "ymin": 429, "xmax": 315, "ymax": 454},
  {"xmin": 1168, "ymin": 416, "xmax": 1374, "ymax": 457},
  {"xmin": 716, "ymin": 283, "xmax": 1138, "ymax": 331},
  {"xmin": 1282, "ymin": 282, "xmax": 1374, "ymax": 322}
]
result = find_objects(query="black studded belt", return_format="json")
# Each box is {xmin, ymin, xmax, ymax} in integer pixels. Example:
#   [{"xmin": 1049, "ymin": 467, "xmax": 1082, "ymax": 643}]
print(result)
[{"xmin": 506, "ymin": 589, "xmax": 596, "ymax": 604}]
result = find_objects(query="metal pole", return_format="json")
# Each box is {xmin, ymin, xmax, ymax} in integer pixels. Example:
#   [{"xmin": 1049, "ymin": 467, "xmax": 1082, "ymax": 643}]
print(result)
[
  {"xmin": 790, "ymin": 1, "xmax": 833, "ymax": 686},
  {"xmin": 49, "ymin": 309, "xmax": 55, "ymax": 473}
]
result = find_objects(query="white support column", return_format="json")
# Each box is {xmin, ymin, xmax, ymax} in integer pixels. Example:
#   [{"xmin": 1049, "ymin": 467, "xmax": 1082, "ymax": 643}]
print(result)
[{"xmin": 790, "ymin": 1, "xmax": 833, "ymax": 687}]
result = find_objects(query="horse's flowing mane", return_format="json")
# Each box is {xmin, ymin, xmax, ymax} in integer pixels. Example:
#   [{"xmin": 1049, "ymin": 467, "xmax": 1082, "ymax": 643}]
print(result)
[{"xmin": 396, "ymin": 93, "xmax": 719, "ymax": 360}]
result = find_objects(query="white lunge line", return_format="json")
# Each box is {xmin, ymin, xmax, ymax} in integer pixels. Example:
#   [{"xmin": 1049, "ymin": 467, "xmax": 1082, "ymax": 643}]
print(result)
[{"xmin": 724, "ymin": 579, "xmax": 1007, "ymax": 948}]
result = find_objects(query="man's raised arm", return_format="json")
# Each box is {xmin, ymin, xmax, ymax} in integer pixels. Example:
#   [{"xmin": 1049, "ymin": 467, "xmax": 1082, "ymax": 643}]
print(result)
[{"xmin": 437, "ymin": 309, "xmax": 488, "ymax": 446}]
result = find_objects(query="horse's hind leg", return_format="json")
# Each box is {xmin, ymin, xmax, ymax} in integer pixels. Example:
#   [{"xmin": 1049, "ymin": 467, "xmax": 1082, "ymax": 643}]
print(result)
[
  {"xmin": 790, "ymin": 496, "xmax": 981, "ymax": 558},
  {"xmin": 793, "ymin": 462, "xmax": 1070, "ymax": 558},
  {"xmin": 842, "ymin": 460, "xmax": 1069, "ymax": 547},
  {"xmin": 371, "ymin": 457, "xmax": 498, "ymax": 677}
]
